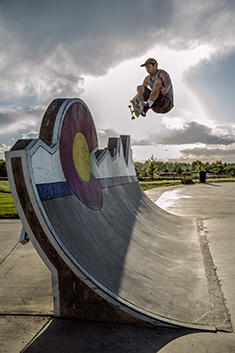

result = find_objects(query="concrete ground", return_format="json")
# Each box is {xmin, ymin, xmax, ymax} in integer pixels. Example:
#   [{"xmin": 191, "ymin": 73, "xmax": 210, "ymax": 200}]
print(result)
[{"xmin": 0, "ymin": 182, "xmax": 235, "ymax": 352}]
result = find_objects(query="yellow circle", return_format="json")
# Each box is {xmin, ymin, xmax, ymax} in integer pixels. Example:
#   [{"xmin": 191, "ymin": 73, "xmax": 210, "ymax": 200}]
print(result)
[{"xmin": 72, "ymin": 132, "xmax": 91, "ymax": 182}]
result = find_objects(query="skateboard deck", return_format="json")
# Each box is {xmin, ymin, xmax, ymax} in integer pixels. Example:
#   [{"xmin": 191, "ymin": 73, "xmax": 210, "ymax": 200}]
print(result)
[{"xmin": 128, "ymin": 95, "xmax": 145, "ymax": 120}]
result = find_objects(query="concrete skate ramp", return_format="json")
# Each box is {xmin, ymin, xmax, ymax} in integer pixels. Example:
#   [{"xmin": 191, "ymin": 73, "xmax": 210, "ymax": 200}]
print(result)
[{"xmin": 6, "ymin": 98, "xmax": 229, "ymax": 331}]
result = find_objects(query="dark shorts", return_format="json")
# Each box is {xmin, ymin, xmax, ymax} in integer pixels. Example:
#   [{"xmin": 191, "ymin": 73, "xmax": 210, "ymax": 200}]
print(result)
[{"xmin": 143, "ymin": 87, "xmax": 173, "ymax": 114}]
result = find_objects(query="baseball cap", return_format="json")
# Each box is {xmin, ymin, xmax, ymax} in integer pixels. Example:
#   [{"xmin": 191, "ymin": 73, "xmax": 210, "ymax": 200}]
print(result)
[{"xmin": 140, "ymin": 58, "xmax": 158, "ymax": 67}]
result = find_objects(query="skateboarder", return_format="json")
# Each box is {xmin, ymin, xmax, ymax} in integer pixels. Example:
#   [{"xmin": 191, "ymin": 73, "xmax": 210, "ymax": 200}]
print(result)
[{"xmin": 137, "ymin": 58, "xmax": 174, "ymax": 116}]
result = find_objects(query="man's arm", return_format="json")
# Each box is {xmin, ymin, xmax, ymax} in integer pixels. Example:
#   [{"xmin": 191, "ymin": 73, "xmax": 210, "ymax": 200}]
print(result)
[
  {"xmin": 143, "ymin": 76, "xmax": 149, "ymax": 87},
  {"xmin": 159, "ymin": 70, "xmax": 171, "ymax": 96}
]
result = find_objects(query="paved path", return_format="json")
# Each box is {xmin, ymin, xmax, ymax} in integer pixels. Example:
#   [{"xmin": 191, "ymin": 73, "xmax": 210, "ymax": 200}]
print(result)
[
  {"xmin": 152, "ymin": 182, "xmax": 235, "ymax": 328},
  {"xmin": 1, "ymin": 182, "xmax": 235, "ymax": 352},
  {"xmin": 0, "ymin": 219, "xmax": 53, "ymax": 353}
]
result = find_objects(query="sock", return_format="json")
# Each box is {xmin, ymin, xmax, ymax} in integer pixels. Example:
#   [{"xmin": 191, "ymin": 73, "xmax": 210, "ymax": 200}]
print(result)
[{"xmin": 147, "ymin": 99, "xmax": 154, "ymax": 107}]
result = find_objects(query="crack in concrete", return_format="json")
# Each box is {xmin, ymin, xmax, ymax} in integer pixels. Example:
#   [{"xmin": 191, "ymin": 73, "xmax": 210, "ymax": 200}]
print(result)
[
  {"xmin": 0, "ymin": 241, "xmax": 19, "ymax": 265},
  {"xmin": 197, "ymin": 218, "xmax": 233, "ymax": 332}
]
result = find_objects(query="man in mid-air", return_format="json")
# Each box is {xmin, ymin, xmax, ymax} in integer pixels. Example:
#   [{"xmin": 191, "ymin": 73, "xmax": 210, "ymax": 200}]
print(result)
[{"xmin": 137, "ymin": 58, "xmax": 174, "ymax": 116}]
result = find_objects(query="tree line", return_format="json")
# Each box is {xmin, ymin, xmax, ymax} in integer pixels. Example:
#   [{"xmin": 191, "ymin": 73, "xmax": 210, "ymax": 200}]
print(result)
[
  {"xmin": 1, "ymin": 157, "xmax": 235, "ymax": 180},
  {"xmin": 135, "ymin": 155, "xmax": 235, "ymax": 180}
]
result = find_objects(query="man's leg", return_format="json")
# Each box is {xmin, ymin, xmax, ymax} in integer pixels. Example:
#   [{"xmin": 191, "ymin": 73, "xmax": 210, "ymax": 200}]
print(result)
[
  {"xmin": 152, "ymin": 95, "xmax": 173, "ymax": 114},
  {"xmin": 149, "ymin": 79, "xmax": 162, "ymax": 102},
  {"xmin": 136, "ymin": 86, "xmax": 152, "ymax": 116},
  {"xmin": 137, "ymin": 85, "xmax": 151, "ymax": 102}
]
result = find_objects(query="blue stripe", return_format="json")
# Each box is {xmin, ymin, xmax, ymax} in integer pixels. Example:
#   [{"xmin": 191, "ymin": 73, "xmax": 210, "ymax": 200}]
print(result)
[
  {"xmin": 36, "ymin": 176, "xmax": 138, "ymax": 201},
  {"xmin": 36, "ymin": 182, "xmax": 73, "ymax": 201}
]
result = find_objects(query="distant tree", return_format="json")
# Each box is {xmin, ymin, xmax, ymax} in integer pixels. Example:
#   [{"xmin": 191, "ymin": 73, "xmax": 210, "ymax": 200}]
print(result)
[
  {"xmin": 229, "ymin": 170, "xmax": 235, "ymax": 177},
  {"xmin": 174, "ymin": 162, "xmax": 188, "ymax": 175},
  {"xmin": 146, "ymin": 155, "xmax": 158, "ymax": 181},
  {"xmin": 135, "ymin": 161, "xmax": 144, "ymax": 179},
  {"xmin": 195, "ymin": 160, "xmax": 206, "ymax": 173},
  {"xmin": 156, "ymin": 161, "xmax": 165, "ymax": 173},
  {"xmin": 224, "ymin": 163, "xmax": 235, "ymax": 176},
  {"xmin": 211, "ymin": 160, "xmax": 224, "ymax": 175},
  {"xmin": 191, "ymin": 160, "xmax": 197, "ymax": 171},
  {"xmin": 205, "ymin": 161, "xmax": 210, "ymax": 171},
  {"xmin": 135, "ymin": 158, "xmax": 235, "ymax": 180},
  {"xmin": 0, "ymin": 160, "xmax": 7, "ymax": 177},
  {"xmin": 191, "ymin": 160, "xmax": 204, "ymax": 171},
  {"xmin": 165, "ymin": 161, "xmax": 174, "ymax": 173}
]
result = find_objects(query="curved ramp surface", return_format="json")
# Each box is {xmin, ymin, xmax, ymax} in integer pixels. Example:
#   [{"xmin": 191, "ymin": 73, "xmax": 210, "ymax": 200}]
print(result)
[{"xmin": 6, "ymin": 98, "xmax": 231, "ymax": 331}]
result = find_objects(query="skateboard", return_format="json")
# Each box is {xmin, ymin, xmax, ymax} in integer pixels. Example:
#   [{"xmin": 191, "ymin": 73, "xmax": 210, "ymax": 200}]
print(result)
[{"xmin": 128, "ymin": 95, "xmax": 145, "ymax": 120}]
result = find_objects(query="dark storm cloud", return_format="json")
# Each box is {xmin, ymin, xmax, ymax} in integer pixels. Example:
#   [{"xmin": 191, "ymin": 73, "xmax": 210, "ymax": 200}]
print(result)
[
  {"xmin": 168, "ymin": 0, "xmax": 235, "ymax": 49},
  {"xmin": 0, "ymin": 0, "xmax": 235, "ymax": 141},
  {"xmin": 132, "ymin": 139, "xmax": 153, "ymax": 146},
  {"xmin": 97, "ymin": 128, "xmax": 153, "ymax": 148},
  {"xmin": 0, "ymin": 0, "xmax": 174, "ymax": 75},
  {"xmin": 185, "ymin": 52, "xmax": 235, "ymax": 123},
  {"xmin": 0, "ymin": 106, "xmax": 44, "ymax": 132},
  {"xmin": 160, "ymin": 121, "xmax": 235, "ymax": 145},
  {"xmin": 181, "ymin": 145, "xmax": 235, "ymax": 161},
  {"xmin": 0, "ymin": 0, "xmax": 175, "ymax": 136},
  {"xmin": 0, "ymin": 112, "xmax": 18, "ymax": 127},
  {"xmin": 0, "ymin": 0, "xmax": 234, "ymax": 76},
  {"xmin": 97, "ymin": 128, "xmax": 121, "ymax": 148}
]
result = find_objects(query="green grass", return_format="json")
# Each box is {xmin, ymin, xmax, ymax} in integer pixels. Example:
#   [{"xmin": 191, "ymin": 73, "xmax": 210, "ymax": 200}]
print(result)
[
  {"xmin": 0, "ymin": 180, "xmax": 11, "ymax": 193},
  {"xmin": 206, "ymin": 177, "xmax": 235, "ymax": 183},
  {"xmin": 0, "ymin": 192, "xmax": 18, "ymax": 218},
  {"xmin": 140, "ymin": 180, "xmax": 182, "ymax": 191},
  {"xmin": 0, "ymin": 177, "xmax": 235, "ymax": 218},
  {"xmin": 140, "ymin": 177, "xmax": 235, "ymax": 191},
  {"xmin": 0, "ymin": 181, "xmax": 18, "ymax": 218}
]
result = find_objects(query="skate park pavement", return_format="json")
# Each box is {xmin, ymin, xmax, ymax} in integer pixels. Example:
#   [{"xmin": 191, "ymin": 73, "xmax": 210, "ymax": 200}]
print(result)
[{"xmin": 0, "ymin": 182, "xmax": 235, "ymax": 353}]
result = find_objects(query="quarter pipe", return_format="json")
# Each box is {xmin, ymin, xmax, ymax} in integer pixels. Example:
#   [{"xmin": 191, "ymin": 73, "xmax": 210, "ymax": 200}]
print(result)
[{"xmin": 5, "ymin": 98, "xmax": 231, "ymax": 331}]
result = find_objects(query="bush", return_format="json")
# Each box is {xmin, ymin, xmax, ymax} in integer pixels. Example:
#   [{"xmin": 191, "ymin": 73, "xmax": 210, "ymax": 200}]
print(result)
[
  {"xmin": 229, "ymin": 170, "xmax": 235, "ymax": 177},
  {"xmin": 0, "ymin": 160, "xmax": 7, "ymax": 178},
  {"xmin": 181, "ymin": 171, "xmax": 192, "ymax": 177}
]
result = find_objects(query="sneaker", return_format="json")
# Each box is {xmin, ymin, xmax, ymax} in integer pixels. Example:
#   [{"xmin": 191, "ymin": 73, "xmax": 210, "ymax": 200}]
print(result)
[
  {"xmin": 141, "ymin": 110, "xmax": 146, "ymax": 117},
  {"xmin": 141, "ymin": 103, "xmax": 150, "ymax": 116}
]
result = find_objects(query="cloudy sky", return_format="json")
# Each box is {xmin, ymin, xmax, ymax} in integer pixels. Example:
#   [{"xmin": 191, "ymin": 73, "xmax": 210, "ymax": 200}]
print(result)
[{"xmin": 0, "ymin": 0, "xmax": 235, "ymax": 162}]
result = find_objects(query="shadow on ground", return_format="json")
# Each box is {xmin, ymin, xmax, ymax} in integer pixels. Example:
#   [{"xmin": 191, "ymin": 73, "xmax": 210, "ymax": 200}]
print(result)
[
  {"xmin": 23, "ymin": 319, "xmax": 195, "ymax": 353},
  {"xmin": 205, "ymin": 183, "xmax": 222, "ymax": 187}
]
